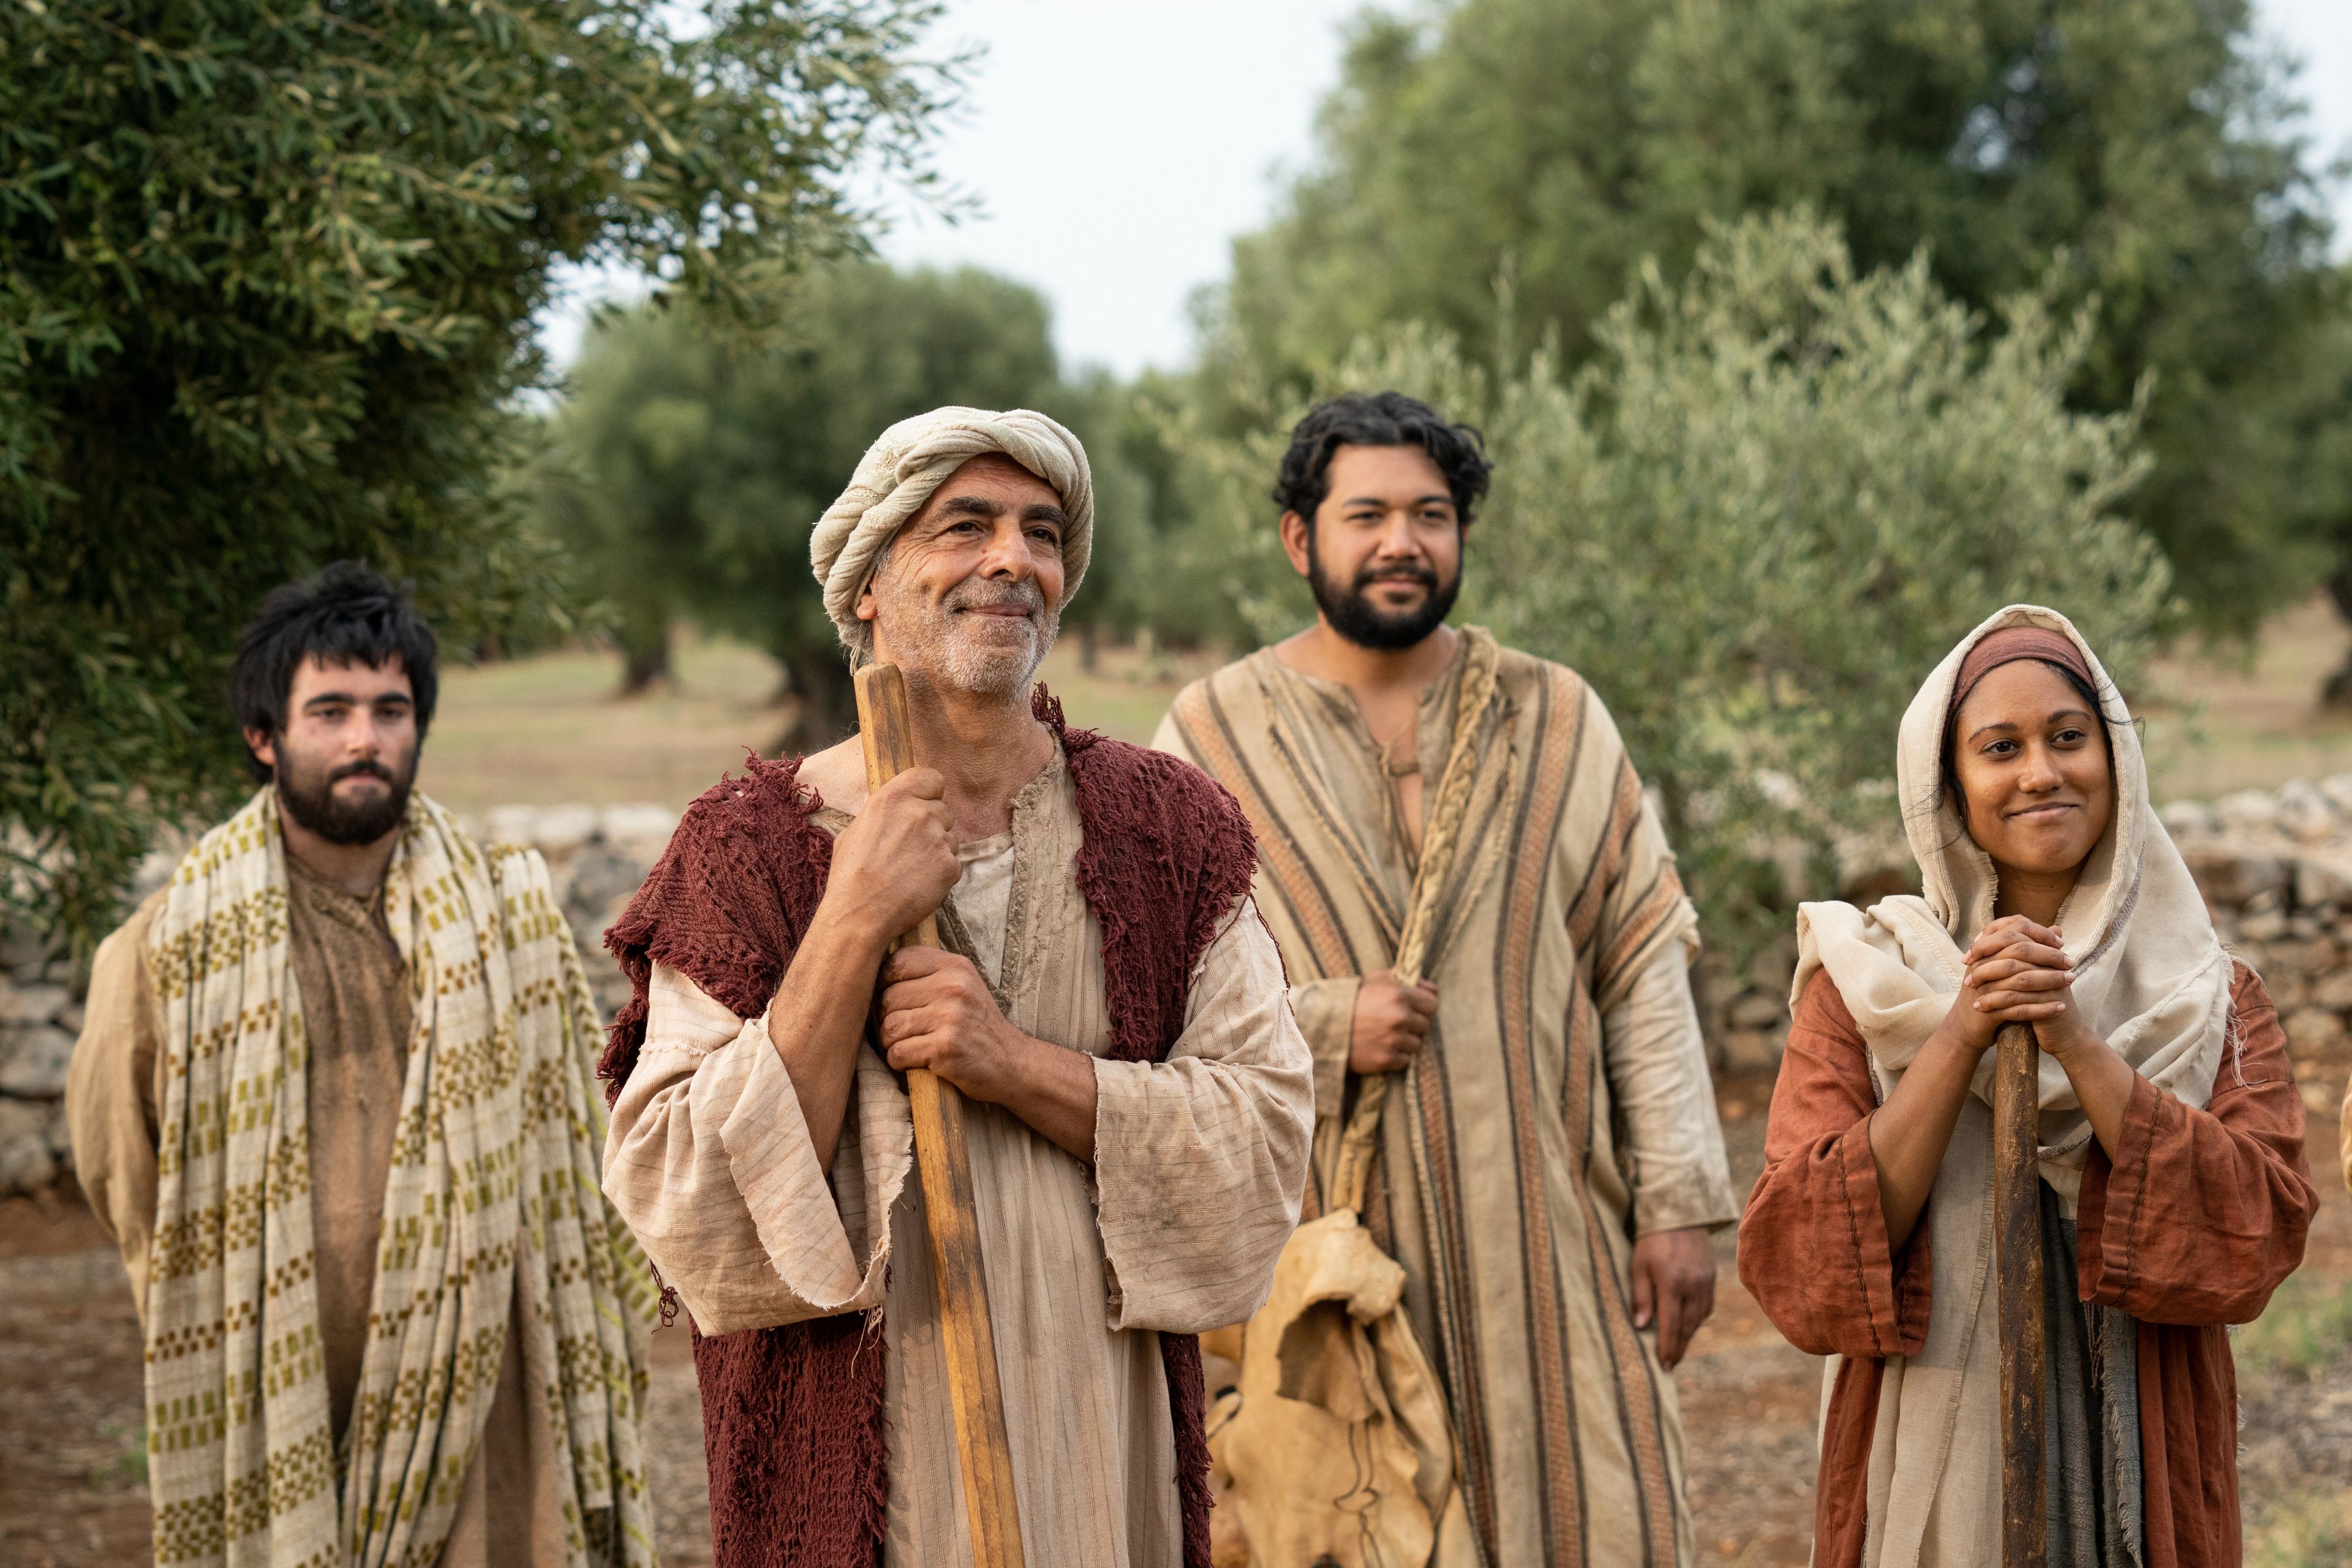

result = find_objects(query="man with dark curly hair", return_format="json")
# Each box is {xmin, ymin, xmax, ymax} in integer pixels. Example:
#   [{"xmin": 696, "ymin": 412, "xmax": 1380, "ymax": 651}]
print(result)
[
  {"xmin": 67, "ymin": 563, "xmax": 656, "ymax": 1568},
  {"xmin": 1156, "ymin": 391, "xmax": 1735, "ymax": 1568}
]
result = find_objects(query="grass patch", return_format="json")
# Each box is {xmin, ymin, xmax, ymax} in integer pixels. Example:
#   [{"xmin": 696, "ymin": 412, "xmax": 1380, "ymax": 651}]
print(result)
[
  {"xmin": 2140, "ymin": 595, "xmax": 2352, "ymax": 800},
  {"xmin": 2236, "ymin": 1275, "xmax": 2352, "ymax": 1381},
  {"xmin": 88, "ymin": 1418, "xmax": 146, "ymax": 1492},
  {"xmin": 416, "ymin": 595, "xmax": 2352, "ymax": 814},
  {"xmin": 2248, "ymin": 1488, "xmax": 2352, "ymax": 1568},
  {"xmin": 420, "ymin": 629, "xmax": 1212, "ymax": 813}
]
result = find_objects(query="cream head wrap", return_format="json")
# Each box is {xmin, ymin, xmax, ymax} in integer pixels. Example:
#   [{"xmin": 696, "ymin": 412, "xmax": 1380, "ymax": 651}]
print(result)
[
  {"xmin": 1787, "ymin": 604, "xmax": 2234, "ymax": 1565},
  {"xmin": 809, "ymin": 405, "xmax": 1094, "ymax": 655}
]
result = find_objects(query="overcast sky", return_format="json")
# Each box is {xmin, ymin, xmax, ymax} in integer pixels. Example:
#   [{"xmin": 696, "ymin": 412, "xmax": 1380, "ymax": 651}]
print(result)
[{"xmin": 540, "ymin": 0, "xmax": 2352, "ymax": 379}]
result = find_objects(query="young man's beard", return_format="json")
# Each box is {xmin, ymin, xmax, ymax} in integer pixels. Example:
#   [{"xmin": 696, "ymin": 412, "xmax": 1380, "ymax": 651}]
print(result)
[
  {"xmin": 1308, "ymin": 534, "xmax": 1463, "ymax": 651},
  {"xmin": 875, "ymin": 573, "xmax": 1060, "ymax": 697},
  {"xmin": 274, "ymin": 746, "xmax": 417, "ymax": 846}
]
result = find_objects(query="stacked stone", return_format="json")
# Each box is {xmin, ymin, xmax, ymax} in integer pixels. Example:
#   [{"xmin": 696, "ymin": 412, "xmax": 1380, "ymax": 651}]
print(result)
[
  {"xmin": 12, "ymin": 778, "xmax": 2347, "ymax": 1194},
  {"xmin": 0, "ymin": 802, "xmax": 684, "ymax": 1199},
  {"xmin": 1702, "ymin": 774, "xmax": 2352, "ymax": 1073},
  {"xmin": 2162, "ymin": 777, "xmax": 2352, "ymax": 1059},
  {"xmin": 0, "ymin": 930, "xmax": 79, "ymax": 1194}
]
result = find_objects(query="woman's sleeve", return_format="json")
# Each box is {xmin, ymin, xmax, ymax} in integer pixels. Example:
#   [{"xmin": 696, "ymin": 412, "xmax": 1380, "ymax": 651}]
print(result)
[
  {"xmin": 1736, "ymin": 971, "xmax": 1933, "ymax": 1360},
  {"xmin": 2075, "ymin": 965, "xmax": 2314, "ymax": 1325}
]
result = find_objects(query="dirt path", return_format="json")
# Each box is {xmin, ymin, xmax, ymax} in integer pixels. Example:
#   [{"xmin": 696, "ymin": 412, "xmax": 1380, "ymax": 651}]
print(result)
[
  {"xmin": 1679, "ymin": 1074, "xmax": 1825, "ymax": 1567},
  {"xmin": 1679, "ymin": 1057, "xmax": 2352, "ymax": 1567},
  {"xmin": 0, "ymin": 1189, "xmax": 720, "ymax": 1568},
  {"xmin": 12, "ymin": 1062, "xmax": 2351, "ymax": 1567},
  {"xmin": 0, "ymin": 1198, "xmax": 151, "ymax": 1567}
]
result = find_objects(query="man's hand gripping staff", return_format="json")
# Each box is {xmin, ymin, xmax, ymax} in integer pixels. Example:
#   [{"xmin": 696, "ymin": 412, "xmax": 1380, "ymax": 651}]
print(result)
[{"xmin": 846, "ymin": 662, "xmax": 1027, "ymax": 1568}]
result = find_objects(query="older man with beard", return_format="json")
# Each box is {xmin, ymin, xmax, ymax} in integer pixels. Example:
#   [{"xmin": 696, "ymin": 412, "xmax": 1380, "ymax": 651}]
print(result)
[
  {"xmin": 598, "ymin": 407, "xmax": 1314, "ymax": 1568},
  {"xmin": 1156, "ymin": 392, "xmax": 1738, "ymax": 1568},
  {"xmin": 67, "ymin": 563, "xmax": 655, "ymax": 1568}
]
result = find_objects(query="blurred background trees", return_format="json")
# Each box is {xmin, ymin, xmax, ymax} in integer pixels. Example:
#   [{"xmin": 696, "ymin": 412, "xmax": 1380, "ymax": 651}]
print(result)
[
  {"xmin": 9, "ymin": 0, "xmax": 2349, "ymax": 957},
  {"xmin": 1208, "ymin": 0, "xmax": 2351, "ymax": 652},
  {"xmin": 1170, "ymin": 211, "xmax": 2174, "ymax": 952},
  {"xmin": 537, "ymin": 263, "xmax": 1154, "ymax": 744},
  {"xmin": 1, "ymin": 0, "xmax": 956, "ymax": 947}
]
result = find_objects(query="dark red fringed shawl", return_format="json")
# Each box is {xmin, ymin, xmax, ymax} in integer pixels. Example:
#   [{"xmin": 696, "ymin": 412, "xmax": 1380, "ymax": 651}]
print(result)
[{"xmin": 600, "ymin": 690, "xmax": 1257, "ymax": 1568}]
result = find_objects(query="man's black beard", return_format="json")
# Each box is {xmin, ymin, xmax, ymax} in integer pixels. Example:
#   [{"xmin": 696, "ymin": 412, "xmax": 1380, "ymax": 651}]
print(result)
[
  {"xmin": 274, "ymin": 749, "xmax": 415, "ymax": 846},
  {"xmin": 1306, "ymin": 535, "xmax": 1463, "ymax": 651}
]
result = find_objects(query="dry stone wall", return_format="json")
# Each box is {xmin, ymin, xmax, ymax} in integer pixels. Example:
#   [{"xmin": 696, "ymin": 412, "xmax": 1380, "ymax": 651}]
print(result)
[
  {"xmin": 0, "ymin": 804, "xmax": 683, "ymax": 1197},
  {"xmin": 0, "ymin": 928, "xmax": 80, "ymax": 1195},
  {"xmin": 9, "ymin": 780, "xmax": 2352, "ymax": 1194},
  {"xmin": 1702, "ymin": 775, "xmax": 2352, "ymax": 1072},
  {"xmin": 2162, "ymin": 778, "xmax": 2352, "ymax": 1060}
]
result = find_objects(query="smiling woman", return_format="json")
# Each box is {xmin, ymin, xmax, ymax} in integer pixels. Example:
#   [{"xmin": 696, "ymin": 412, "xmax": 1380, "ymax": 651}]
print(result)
[
  {"xmin": 1740, "ymin": 605, "xmax": 2315, "ymax": 1567},
  {"xmin": 1940, "ymin": 630, "xmax": 2120, "ymax": 930}
]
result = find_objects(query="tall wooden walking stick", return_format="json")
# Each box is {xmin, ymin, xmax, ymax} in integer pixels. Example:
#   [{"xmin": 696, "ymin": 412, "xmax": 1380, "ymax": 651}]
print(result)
[
  {"xmin": 1992, "ymin": 1019, "xmax": 2047, "ymax": 1567},
  {"xmin": 854, "ymin": 662, "xmax": 1026, "ymax": 1568}
]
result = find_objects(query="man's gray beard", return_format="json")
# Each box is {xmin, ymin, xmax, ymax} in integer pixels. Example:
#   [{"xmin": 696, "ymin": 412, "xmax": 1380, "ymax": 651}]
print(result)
[{"xmin": 875, "ymin": 576, "xmax": 1060, "ymax": 697}]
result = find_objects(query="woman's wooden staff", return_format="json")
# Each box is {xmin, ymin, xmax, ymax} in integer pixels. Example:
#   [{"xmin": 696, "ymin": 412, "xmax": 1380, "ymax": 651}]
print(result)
[
  {"xmin": 853, "ymin": 662, "xmax": 1026, "ymax": 1568},
  {"xmin": 1992, "ymin": 1019, "xmax": 2047, "ymax": 1567}
]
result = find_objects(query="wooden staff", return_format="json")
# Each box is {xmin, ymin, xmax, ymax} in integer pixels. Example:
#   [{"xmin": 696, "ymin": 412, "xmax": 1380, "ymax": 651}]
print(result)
[
  {"xmin": 853, "ymin": 662, "xmax": 1026, "ymax": 1568},
  {"xmin": 1992, "ymin": 1019, "xmax": 2046, "ymax": 1567}
]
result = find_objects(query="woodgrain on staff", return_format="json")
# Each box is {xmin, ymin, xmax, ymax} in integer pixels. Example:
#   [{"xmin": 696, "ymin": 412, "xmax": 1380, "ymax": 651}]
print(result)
[{"xmin": 854, "ymin": 661, "xmax": 1028, "ymax": 1568}]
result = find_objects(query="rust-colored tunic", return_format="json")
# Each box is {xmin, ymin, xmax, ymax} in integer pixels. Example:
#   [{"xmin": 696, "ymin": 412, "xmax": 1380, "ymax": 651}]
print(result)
[{"xmin": 1738, "ymin": 964, "xmax": 2313, "ymax": 1568}]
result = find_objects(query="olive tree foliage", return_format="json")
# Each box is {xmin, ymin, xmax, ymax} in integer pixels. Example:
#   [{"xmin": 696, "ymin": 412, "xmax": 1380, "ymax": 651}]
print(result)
[
  {"xmin": 1, "ymin": 0, "xmax": 957, "ymax": 949},
  {"xmin": 1166, "ymin": 213, "xmax": 2174, "ymax": 959},
  {"xmin": 537, "ymin": 263, "xmax": 1151, "ymax": 744},
  {"xmin": 1212, "ymin": 0, "xmax": 2345, "ymax": 647}
]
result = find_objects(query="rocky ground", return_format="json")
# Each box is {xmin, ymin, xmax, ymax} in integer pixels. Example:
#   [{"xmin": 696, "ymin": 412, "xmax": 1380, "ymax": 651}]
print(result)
[{"xmin": 12, "ymin": 1052, "xmax": 2352, "ymax": 1567}]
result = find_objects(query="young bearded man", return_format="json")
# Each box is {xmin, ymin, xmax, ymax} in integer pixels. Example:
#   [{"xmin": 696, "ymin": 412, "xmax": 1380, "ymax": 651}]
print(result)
[
  {"xmin": 597, "ymin": 407, "xmax": 1314, "ymax": 1568},
  {"xmin": 1154, "ymin": 392, "xmax": 1737, "ymax": 1568},
  {"xmin": 67, "ymin": 564, "xmax": 656, "ymax": 1568}
]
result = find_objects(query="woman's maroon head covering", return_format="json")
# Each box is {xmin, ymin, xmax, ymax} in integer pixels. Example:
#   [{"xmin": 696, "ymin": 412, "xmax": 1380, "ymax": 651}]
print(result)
[{"xmin": 1946, "ymin": 625, "xmax": 2098, "ymax": 721}]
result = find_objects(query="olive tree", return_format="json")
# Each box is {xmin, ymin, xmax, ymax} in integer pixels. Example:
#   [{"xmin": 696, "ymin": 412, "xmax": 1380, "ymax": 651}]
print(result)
[
  {"xmin": 1168, "ymin": 211, "xmax": 2174, "ymax": 957},
  {"xmin": 1, "ymin": 0, "xmax": 956, "ymax": 948}
]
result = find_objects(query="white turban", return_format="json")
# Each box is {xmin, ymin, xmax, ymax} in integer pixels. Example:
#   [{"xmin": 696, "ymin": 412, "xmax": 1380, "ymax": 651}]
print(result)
[{"xmin": 809, "ymin": 405, "xmax": 1094, "ymax": 650}]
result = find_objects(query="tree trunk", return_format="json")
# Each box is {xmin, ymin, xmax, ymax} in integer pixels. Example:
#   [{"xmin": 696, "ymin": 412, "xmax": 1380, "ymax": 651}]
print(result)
[
  {"xmin": 2324, "ymin": 570, "xmax": 2352, "ymax": 712},
  {"xmin": 617, "ymin": 609, "xmax": 673, "ymax": 696},
  {"xmin": 779, "ymin": 643, "xmax": 857, "ymax": 749}
]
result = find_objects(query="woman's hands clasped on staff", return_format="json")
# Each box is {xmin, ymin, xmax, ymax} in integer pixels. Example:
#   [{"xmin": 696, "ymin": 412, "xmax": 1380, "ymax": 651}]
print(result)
[
  {"xmin": 1865, "ymin": 914, "xmax": 2143, "ymax": 1250},
  {"xmin": 1958, "ymin": 915, "xmax": 2138, "ymax": 1163}
]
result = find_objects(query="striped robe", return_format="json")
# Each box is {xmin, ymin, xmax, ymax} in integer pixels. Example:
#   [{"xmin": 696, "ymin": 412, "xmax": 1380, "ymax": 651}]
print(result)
[{"xmin": 1155, "ymin": 633, "xmax": 1735, "ymax": 1568}]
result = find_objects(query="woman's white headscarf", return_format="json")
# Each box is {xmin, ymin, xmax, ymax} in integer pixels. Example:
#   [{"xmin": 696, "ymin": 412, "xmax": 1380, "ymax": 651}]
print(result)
[
  {"xmin": 1787, "ymin": 603, "xmax": 2234, "ymax": 1567},
  {"xmin": 808, "ymin": 405, "xmax": 1094, "ymax": 656},
  {"xmin": 1793, "ymin": 602, "xmax": 2232, "ymax": 1201}
]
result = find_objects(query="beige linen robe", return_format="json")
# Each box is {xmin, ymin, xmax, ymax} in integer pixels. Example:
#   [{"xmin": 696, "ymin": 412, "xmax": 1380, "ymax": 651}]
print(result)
[
  {"xmin": 1156, "ymin": 636, "xmax": 1738, "ymax": 1568},
  {"xmin": 601, "ymin": 751, "xmax": 1316, "ymax": 1568},
  {"xmin": 67, "ymin": 859, "xmax": 567, "ymax": 1568}
]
